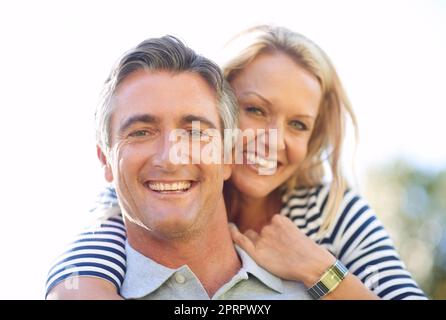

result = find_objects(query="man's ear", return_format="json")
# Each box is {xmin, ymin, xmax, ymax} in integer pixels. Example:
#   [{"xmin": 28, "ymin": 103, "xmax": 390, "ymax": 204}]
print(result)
[{"xmin": 97, "ymin": 145, "xmax": 113, "ymax": 183}]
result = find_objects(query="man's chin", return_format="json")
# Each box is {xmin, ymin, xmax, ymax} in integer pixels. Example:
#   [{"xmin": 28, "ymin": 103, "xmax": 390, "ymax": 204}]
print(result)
[{"xmin": 141, "ymin": 216, "xmax": 201, "ymax": 240}]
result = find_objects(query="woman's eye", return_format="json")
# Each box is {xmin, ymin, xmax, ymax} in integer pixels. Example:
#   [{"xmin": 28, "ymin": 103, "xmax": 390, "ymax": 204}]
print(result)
[
  {"xmin": 289, "ymin": 120, "xmax": 308, "ymax": 131},
  {"xmin": 245, "ymin": 106, "xmax": 265, "ymax": 116}
]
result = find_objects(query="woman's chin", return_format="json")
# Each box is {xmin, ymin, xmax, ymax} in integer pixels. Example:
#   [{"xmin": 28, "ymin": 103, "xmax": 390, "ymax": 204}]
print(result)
[{"xmin": 230, "ymin": 172, "xmax": 278, "ymax": 199}]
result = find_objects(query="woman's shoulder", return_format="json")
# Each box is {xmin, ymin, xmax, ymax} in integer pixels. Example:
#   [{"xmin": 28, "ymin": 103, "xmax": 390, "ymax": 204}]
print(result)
[
  {"xmin": 282, "ymin": 183, "xmax": 371, "ymax": 214},
  {"xmin": 281, "ymin": 184, "xmax": 378, "ymax": 240},
  {"xmin": 280, "ymin": 184, "xmax": 330, "ymax": 239},
  {"xmin": 282, "ymin": 183, "xmax": 327, "ymax": 202},
  {"xmin": 282, "ymin": 183, "xmax": 393, "ymax": 261},
  {"xmin": 281, "ymin": 183, "xmax": 331, "ymax": 219}
]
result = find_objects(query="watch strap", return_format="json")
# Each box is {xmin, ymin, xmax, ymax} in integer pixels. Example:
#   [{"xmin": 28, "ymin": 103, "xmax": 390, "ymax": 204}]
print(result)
[{"xmin": 307, "ymin": 259, "xmax": 349, "ymax": 300}]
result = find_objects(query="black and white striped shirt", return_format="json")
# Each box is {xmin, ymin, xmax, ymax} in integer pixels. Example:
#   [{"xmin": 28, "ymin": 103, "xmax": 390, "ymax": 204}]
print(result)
[{"xmin": 45, "ymin": 184, "xmax": 427, "ymax": 299}]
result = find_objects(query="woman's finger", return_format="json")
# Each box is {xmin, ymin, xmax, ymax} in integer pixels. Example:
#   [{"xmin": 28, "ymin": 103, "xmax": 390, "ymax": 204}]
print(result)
[
  {"xmin": 229, "ymin": 224, "xmax": 257, "ymax": 257},
  {"xmin": 244, "ymin": 229, "xmax": 260, "ymax": 243}
]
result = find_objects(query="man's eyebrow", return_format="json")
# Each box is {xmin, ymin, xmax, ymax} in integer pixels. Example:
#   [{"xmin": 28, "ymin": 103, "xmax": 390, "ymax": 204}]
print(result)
[
  {"xmin": 180, "ymin": 114, "xmax": 218, "ymax": 129},
  {"xmin": 119, "ymin": 114, "xmax": 160, "ymax": 134}
]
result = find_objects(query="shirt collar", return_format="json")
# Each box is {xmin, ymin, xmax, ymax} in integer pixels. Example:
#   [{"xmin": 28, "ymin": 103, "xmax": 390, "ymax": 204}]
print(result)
[
  {"xmin": 121, "ymin": 241, "xmax": 284, "ymax": 299},
  {"xmin": 235, "ymin": 245, "xmax": 284, "ymax": 293},
  {"xmin": 121, "ymin": 241, "xmax": 178, "ymax": 299}
]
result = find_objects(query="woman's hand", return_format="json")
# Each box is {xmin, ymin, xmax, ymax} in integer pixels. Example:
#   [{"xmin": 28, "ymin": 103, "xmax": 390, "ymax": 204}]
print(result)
[
  {"xmin": 229, "ymin": 214, "xmax": 336, "ymax": 288},
  {"xmin": 230, "ymin": 214, "xmax": 380, "ymax": 299}
]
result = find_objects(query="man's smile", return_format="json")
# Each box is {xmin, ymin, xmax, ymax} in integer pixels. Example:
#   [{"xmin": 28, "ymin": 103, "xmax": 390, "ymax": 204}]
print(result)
[{"xmin": 144, "ymin": 180, "xmax": 198, "ymax": 194}]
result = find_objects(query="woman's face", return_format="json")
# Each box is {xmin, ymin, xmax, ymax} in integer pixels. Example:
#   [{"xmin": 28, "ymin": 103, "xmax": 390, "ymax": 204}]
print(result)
[{"xmin": 229, "ymin": 51, "xmax": 322, "ymax": 198}]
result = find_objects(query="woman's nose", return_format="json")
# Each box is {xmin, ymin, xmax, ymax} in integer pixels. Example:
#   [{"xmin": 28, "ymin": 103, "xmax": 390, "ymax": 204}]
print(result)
[{"xmin": 268, "ymin": 122, "xmax": 286, "ymax": 152}]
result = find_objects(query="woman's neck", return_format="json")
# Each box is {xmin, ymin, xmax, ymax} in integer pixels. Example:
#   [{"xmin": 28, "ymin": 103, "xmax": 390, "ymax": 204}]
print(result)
[{"xmin": 226, "ymin": 184, "xmax": 283, "ymax": 233}]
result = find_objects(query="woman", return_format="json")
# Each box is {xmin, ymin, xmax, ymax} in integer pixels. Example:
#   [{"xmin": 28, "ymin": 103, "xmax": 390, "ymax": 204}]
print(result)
[{"xmin": 46, "ymin": 25, "xmax": 426, "ymax": 299}]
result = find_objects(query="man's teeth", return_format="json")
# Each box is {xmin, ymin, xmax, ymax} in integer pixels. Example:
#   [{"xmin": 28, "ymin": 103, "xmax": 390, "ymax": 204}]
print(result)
[
  {"xmin": 246, "ymin": 153, "xmax": 277, "ymax": 169},
  {"xmin": 148, "ymin": 181, "xmax": 192, "ymax": 192}
]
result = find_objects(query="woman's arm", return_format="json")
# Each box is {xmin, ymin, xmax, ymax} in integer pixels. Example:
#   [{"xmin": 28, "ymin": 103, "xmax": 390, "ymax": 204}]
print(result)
[
  {"xmin": 230, "ymin": 188, "xmax": 427, "ymax": 300},
  {"xmin": 46, "ymin": 186, "xmax": 127, "ymax": 300},
  {"xmin": 230, "ymin": 215, "xmax": 379, "ymax": 299},
  {"xmin": 324, "ymin": 190, "xmax": 426, "ymax": 299},
  {"xmin": 47, "ymin": 277, "xmax": 123, "ymax": 300}
]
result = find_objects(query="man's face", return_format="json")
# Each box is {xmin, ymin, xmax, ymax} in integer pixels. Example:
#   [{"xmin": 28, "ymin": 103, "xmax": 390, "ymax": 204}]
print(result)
[{"xmin": 103, "ymin": 70, "xmax": 231, "ymax": 239}]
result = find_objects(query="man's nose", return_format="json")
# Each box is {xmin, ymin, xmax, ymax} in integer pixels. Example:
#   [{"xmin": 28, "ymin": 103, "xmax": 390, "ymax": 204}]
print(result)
[{"xmin": 152, "ymin": 132, "xmax": 179, "ymax": 172}]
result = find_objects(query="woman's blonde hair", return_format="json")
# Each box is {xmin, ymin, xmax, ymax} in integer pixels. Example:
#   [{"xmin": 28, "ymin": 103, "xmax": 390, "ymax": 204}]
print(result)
[{"xmin": 220, "ymin": 25, "xmax": 358, "ymax": 235}]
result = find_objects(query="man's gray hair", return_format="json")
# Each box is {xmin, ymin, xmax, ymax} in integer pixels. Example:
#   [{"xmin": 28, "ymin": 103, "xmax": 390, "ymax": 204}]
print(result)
[{"xmin": 96, "ymin": 35, "xmax": 239, "ymax": 154}]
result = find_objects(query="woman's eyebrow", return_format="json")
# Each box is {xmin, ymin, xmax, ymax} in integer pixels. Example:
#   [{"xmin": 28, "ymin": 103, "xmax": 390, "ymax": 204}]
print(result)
[
  {"xmin": 240, "ymin": 91, "xmax": 272, "ymax": 106},
  {"xmin": 242, "ymin": 91, "xmax": 316, "ymax": 119},
  {"xmin": 292, "ymin": 114, "xmax": 316, "ymax": 119}
]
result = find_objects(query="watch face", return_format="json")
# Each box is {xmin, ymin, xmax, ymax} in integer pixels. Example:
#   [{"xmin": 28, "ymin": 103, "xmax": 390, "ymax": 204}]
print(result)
[
  {"xmin": 308, "ymin": 260, "xmax": 349, "ymax": 299},
  {"xmin": 321, "ymin": 269, "xmax": 342, "ymax": 289}
]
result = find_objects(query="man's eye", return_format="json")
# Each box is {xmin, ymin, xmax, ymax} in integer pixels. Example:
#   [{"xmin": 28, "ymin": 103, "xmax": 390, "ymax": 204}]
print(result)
[
  {"xmin": 188, "ymin": 129, "xmax": 208, "ymax": 139},
  {"xmin": 246, "ymin": 106, "xmax": 265, "ymax": 116},
  {"xmin": 289, "ymin": 120, "xmax": 308, "ymax": 131},
  {"xmin": 129, "ymin": 130, "xmax": 151, "ymax": 137}
]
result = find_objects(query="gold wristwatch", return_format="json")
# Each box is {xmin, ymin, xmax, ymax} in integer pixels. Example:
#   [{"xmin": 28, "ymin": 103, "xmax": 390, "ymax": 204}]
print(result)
[{"xmin": 307, "ymin": 260, "xmax": 349, "ymax": 299}]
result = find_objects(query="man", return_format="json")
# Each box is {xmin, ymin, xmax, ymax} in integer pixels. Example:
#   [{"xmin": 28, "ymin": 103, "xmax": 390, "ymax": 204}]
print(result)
[{"xmin": 51, "ymin": 36, "xmax": 310, "ymax": 299}]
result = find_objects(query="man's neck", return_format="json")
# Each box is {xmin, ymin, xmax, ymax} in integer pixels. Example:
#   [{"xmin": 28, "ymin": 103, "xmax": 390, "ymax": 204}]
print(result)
[{"xmin": 124, "ymin": 200, "xmax": 241, "ymax": 298}]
